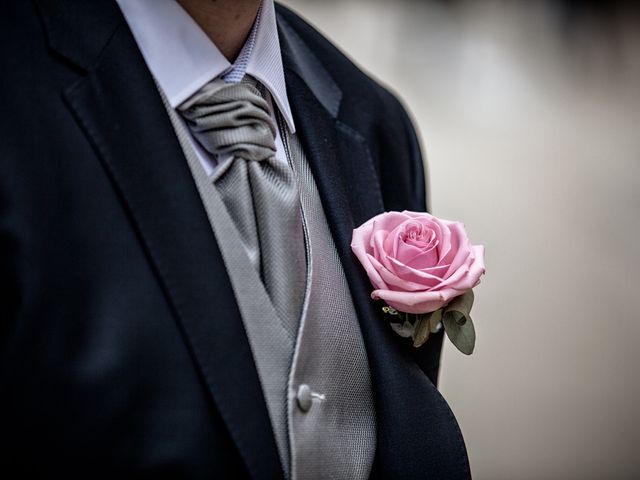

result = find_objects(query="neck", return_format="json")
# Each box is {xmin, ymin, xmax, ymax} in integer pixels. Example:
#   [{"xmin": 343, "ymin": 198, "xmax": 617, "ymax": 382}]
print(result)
[{"xmin": 177, "ymin": 0, "xmax": 262, "ymax": 62}]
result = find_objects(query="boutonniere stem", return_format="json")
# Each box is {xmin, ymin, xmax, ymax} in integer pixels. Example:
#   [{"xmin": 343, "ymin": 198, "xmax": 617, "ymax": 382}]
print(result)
[{"xmin": 387, "ymin": 290, "xmax": 476, "ymax": 354}]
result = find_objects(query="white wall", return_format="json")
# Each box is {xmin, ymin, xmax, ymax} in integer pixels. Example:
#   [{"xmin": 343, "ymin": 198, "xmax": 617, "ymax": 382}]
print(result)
[{"xmin": 281, "ymin": 1, "xmax": 640, "ymax": 478}]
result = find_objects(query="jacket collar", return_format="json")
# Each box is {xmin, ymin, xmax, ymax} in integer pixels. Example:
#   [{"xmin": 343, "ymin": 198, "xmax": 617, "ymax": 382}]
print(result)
[{"xmin": 276, "ymin": 15, "xmax": 342, "ymax": 119}]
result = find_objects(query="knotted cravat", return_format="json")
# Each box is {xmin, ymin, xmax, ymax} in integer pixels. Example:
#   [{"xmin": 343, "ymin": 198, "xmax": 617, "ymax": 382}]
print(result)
[{"xmin": 179, "ymin": 79, "xmax": 307, "ymax": 333}]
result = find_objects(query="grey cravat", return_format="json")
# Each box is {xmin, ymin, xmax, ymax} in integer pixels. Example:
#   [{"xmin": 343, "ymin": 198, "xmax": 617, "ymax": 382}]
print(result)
[{"xmin": 179, "ymin": 79, "xmax": 307, "ymax": 334}]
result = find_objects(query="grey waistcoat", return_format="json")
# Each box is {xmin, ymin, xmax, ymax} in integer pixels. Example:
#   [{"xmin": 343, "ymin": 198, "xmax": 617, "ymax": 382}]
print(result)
[{"xmin": 161, "ymin": 89, "xmax": 376, "ymax": 480}]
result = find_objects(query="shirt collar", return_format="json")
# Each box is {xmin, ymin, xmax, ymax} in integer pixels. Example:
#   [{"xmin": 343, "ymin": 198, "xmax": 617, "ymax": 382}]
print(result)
[{"xmin": 116, "ymin": 0, "xmax": 295, "ymax": 133}]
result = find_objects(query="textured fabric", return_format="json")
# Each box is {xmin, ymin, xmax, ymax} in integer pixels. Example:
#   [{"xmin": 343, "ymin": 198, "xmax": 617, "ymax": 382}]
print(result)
[
  {"xmin": 179, "ymin": 79, "xmax": 307, "ymax": 335},
  {"xmin": 168, "ymin": 80, "xmax": 377, "ymax": 478},
  {"xmin": 221, "ymin": 4, "xmax": 259, "ymax": 84},
  {"xmin": 163, "ymin": 89, "xmax": 296, "ymax": 477},
  {"xmin": 282, "ymin": 122, "xmax": 377, "ymax": 480}
]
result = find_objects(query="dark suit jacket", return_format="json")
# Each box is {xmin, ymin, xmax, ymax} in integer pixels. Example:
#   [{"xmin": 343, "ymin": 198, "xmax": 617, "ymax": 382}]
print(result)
[{"xmin": 0, "ymin": 1, "xmax": 471, "ymax": 478}]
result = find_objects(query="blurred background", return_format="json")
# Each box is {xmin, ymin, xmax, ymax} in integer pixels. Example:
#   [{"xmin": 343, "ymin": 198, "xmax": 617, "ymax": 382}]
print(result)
[{"xmin": 281, "ymin": 1, "xmax": 640, "ymax": 478}]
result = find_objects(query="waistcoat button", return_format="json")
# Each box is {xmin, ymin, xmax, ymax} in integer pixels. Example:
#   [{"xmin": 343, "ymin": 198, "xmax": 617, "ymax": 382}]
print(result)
[{"xmin": 296, "ymin": 384, "xmax": 313, "ymax": 412}]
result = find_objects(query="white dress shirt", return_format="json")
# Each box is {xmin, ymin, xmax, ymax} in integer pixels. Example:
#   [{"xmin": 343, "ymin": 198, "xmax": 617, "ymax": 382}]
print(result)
[{"xmin": 115, "ymin": 0, "xmax": 296, "ymax": 175}]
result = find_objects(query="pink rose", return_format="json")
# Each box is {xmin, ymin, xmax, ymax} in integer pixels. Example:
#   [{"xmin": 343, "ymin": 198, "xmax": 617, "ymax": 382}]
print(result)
[{"xmin": 350, "ymin": 211, "xmax": 485, "ymax": 314}]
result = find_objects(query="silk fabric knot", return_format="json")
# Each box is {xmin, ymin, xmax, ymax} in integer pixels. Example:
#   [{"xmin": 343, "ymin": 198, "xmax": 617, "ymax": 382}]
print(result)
[{"xmin": 179, "ymin": 79, "xmax": 277, "ymax": 162}]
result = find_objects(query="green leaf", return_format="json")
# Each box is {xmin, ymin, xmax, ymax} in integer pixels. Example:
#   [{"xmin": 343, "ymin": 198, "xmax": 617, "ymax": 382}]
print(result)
[
  {"xmin": 442, "ymin": 314, "xmax": 476, "ymax": 355},
  {"xmin": 442, "ymin": 290, "xmax": 476, "ymax": 355},
  {"xmin": 412, "ymin": 316, "xmax": 431, "ymax": 348},
  {"xmin": 412, "ymin": 310, "xmax": 442, "ymax": 348},
  {"xmin": 446, "ymin": 290, "xmax": 474, "ymax": 319},
  {"xmin": 428, "ymin": 308, "xmax": 443, "ymax": 333},
  {"xmin": 390, "ymin": 320, "xmax": 415, "ymax": 338}
]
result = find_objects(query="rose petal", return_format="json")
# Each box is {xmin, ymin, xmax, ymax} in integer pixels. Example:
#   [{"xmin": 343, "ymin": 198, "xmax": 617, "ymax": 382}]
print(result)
[
  {"xmin": 399, "ymin": 241, "xmax": 439, "ymax": 269},
  {"xmin": 378, "ymin": 262, "xmax": 433, "ymax": 292},
  {"xmin": 436, "ymin": 221, "xmax": 453, "ymax": 264},
  {"xmin": 372, "ymin": 286, "xmax": 463, "ymax": 314},
  {"xmin": 371, "ymin": 228, "xmax": 395, "ymax": 271},
  {"xmin": 394, "ymin": 240, "xmax": 426, "ymax": 265},
  {"xmin": 387, "ymin": 256, "xmax": 443, "ymax": 288},
  {"xmin": 433, "ymin": 245, "xmax": 485, "ymax": 291},
  {"xmin": 373, "ymin": 211, "xmax": 412, "ymax": 234},
  {"xmin": 419, "ymin": 263, "xmax": 450, "ymax": 277},
  {"xmin": 442, "ymin": 223, "xmax": 473, "ymax": 277},
  {"xmin": 351, "ymin": 216, "xmax": 376, "ymax": 253},
  {"xmin": 386, "ymin": 218, "xmax": 413, "ymax": 255},
  {"xmin": 365, "ymin": 253, "xmax": 391, "ymax": 290}
]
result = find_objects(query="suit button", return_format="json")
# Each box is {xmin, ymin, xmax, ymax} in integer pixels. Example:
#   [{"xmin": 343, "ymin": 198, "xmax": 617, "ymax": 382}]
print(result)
[{"xmin": 296, "ymin": 384, "xmax": 313, "ymax": 412}]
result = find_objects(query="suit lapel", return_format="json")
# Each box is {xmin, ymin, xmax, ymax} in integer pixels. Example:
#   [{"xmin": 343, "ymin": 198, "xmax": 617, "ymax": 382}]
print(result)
[
  {"xmin": 37, "ymin": 1, "xmax": 283, "ymax": 477},
  {"xmin": 278, "ymin": 12, "xmax": 471, "ymax": 479}
]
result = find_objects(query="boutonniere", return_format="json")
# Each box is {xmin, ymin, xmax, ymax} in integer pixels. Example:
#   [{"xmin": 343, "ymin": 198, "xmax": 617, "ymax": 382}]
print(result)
[{"xmin": 351, "ymin": 211, "xmax": 485, "ymax": 355}]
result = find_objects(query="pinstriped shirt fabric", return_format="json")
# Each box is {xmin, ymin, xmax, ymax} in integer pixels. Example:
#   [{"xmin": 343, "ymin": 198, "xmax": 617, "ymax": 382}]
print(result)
[{"xmin": 221, "ymin": 4, "xmax": 259, "ymax": 84}]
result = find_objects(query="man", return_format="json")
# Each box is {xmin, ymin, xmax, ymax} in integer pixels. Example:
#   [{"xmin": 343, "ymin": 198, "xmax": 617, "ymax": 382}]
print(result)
[{"xmin": 0, "ymin": 0, "xmax": 471, "ymax": 478}]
